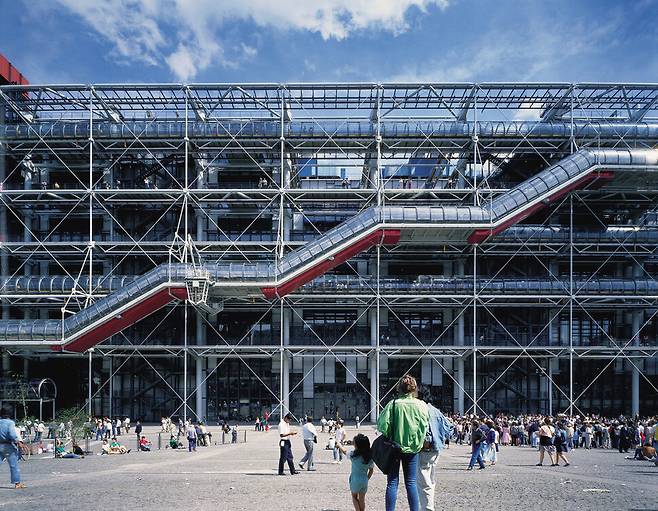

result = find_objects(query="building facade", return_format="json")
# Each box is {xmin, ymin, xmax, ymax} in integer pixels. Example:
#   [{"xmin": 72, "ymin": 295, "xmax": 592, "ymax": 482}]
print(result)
[{"xmin": 1, "ymin": 83, "xmax": 657, "ymax": 422}]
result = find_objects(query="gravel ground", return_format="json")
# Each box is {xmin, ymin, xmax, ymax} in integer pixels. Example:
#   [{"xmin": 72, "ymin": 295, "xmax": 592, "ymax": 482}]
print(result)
[{"xmin": 1, "ymin": 425, "xmax": 657, "ymax": 511}]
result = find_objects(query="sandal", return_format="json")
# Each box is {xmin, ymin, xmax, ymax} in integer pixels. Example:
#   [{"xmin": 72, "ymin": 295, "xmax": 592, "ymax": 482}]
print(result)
[{"xmin": 14, "ymin": 483, "xmax": 26, "ymax": 489}]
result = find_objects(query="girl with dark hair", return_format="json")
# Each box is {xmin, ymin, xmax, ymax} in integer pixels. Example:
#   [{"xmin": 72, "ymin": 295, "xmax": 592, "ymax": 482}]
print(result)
[{"xmin": 337, "ymin": 433, "xmax": 375, "ymax": 511}]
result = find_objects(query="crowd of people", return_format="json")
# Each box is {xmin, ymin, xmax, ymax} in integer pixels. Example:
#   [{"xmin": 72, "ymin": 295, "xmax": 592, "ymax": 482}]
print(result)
[
  {"xmin": 2, "ymin": 393, "xmax": 657, "ymax": 508},
  {"xmin": 447, "ymin": 413, "xmax": 658, "ymax": 471},
  {"xmin": 448, "ymin": 413, "xmax": 658, "ymax": 452},
  {"xmin": 275, "ymin": 375, "xmax": 658, "ymax": 511}
]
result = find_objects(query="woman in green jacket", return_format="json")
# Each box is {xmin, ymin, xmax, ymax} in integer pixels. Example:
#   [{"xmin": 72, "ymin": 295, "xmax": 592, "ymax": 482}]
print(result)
[{"xmin": 377, "ymin": 374, "xmax": 429, "ymax": 511}]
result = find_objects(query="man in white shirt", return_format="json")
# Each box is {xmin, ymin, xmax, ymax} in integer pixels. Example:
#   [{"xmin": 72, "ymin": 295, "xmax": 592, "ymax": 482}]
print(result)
[
  {"xmin": 333, "ymin": 421, "xmax": 345, "ymax": 463},
  {"xmin": 298, "ymin": 416, "xmax": 318, "ymax": 471},
  {"xmin": 278, "ymin": 413, "xmax": 299, "ymax": 475}
]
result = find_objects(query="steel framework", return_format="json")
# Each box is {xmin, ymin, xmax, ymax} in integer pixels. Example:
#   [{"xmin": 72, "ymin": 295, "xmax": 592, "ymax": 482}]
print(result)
[{"xmin": 1, "ymin": 83, "xmax": 657, "ymax": 422}]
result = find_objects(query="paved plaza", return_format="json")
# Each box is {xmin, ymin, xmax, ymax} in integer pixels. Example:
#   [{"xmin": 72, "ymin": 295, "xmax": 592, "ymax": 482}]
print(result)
[{"xmin": 1, "ymin": 425, "xmax": 656, "ymax": 510}]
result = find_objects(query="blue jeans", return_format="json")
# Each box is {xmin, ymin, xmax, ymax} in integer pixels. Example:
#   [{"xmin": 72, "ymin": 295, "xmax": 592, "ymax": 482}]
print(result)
[
  {"xmin": 468, "ymin": 443, "xmax": 485, "ymax": 468},
  {"xmin": 0, "ymin": 444, "xmax": 21, "ymax": 484},
  {"xmin": 385, "ymin": 452, "xmax": 419, "ymax": 511},
  {"xmin": 333, "ymin": 445, "xmax": 343, "ymax": 461},
  {"xmin": 188, "ymin": 437, "xmax": 197, "ymax": 451}
]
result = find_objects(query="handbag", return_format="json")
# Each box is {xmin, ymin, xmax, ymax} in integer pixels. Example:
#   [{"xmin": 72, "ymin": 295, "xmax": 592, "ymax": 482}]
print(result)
[{"xmin": 371, "ymin": 399, "xmax": 402, "ymax": 474}]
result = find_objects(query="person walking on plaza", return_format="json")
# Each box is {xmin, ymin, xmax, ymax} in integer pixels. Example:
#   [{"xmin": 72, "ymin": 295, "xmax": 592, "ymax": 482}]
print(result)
[
  {"xmin": 336, "ymin": 433, "xmax": 375, "ymax": 511},
  {"xmin": 134, "ymin": 420, "xmax": 143, "ymax": 443},
  {"xmin": 278, "ymin": 413, "xmax": 299, "ymax": 475},
  {"xmin": 299, "ymin": 416, "xmax": 317, "ymax": 471},
  {"xmin": 467, "ymin": 420, "xmax": 486, "ymax": 470},
  {"xmin": 334, "ymin": 420, "xmax": 346, "ymax": 463},
  {"xmin": 537, "ymin": 417, "xmax": 556, "ymax": 466},
  {"xmin": 0, "ymin": 407, "xmax": 26, "ymax": 489},
  {"xmin": 484, "ymin": 420, "xmax": 498, "ymax": 465},
  {"xmin": 377, "ymin": 374, "xmax": 429, "ymax": 511},
  {"xmin": 554, "ymin": 422, "xmax": 570, "ymax": 466},
  {"xmin": 417, "ymin": 397, "xmax": 452, "ymax": 511},
  {"xmin": 186, "ymin": 421, "xmax": 198, "ymax": 452}
]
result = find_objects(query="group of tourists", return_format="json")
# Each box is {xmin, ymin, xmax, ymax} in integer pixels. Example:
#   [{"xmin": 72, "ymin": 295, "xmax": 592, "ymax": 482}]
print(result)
[
  {"xmin": 88, "ymin": 416, "xmax": 133, "ymax": 440},
  {"xmin": 449, "ymin": 413, "xmax": 657, "ymax": 451},
  {"xmin": 276, "ymin": 376, "xmax": 658, "ymax": 511},
  {"xmin": 277, "ymin": 374, "xmax": 451, "ymax": 511},
  {"xmin": 449, "ymin": 412, "xmax": 658, "ymax": 471},
  {"xmin": 254, "ymin": 412, "xmax": 270, "ymax": 431}
]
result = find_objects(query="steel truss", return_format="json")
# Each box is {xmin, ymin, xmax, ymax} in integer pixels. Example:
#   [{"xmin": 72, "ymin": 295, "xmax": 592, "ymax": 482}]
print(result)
[{"xmin": 1, "ymin": 83, "xmax": 657, "ymax": 421}]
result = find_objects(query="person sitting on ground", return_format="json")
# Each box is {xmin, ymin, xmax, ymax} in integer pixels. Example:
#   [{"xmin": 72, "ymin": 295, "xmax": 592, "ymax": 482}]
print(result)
[
  {"xmin": 55, "ymin": 439, "xmax": 84, "ymax": 459},
  {"xmin": 169, "ymin": 435, "xmax": 183, "ymax": 449},
  {"xmin": 109, "ymin": 437, "xmax": 130, "ymax": 454},
  {"xmin": 139, "ymin": 436, "xmax": 152, "ymax": 452},
  {"xmin": 631, "ymin": 443, "xmax": 657, "ymax": 461}
]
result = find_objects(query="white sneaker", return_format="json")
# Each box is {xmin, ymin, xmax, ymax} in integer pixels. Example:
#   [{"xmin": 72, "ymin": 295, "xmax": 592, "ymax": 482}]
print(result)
[{"xmin": 333, "ymin": 460, "xmax": 339, "ymax": 464}]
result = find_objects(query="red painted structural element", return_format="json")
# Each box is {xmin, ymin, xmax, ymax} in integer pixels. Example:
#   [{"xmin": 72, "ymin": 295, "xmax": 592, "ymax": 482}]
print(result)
[
  {"xmin": 0, "ymin": 53, "xmax": 29, "ymax": 85},
  {"xmin": 261, "ymin": 228, "xmax": 401, "ymax": 299},
  {"xmin": 52, "ymin": 287, "xmax": 188, "ymax": 353},
  {"xmin": 52, "ymin": 228, "xmax": 401, "ymax": 351},
  {"xmin": 467, "ymin": 171, "xmax": 615, "ymax": 244}
]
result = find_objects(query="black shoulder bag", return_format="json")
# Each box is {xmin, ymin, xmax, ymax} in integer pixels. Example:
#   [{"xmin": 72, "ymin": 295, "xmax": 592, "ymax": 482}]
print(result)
[{"xmin": 371, "ymin": 399, "xmax": 402, "ymax": 474}]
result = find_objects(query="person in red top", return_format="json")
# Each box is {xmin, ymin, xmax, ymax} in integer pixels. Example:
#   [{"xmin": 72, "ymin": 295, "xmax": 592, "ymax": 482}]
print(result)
[{"xmin": 139, "ymin": 436, "xmax": 152, "ymax": 452}]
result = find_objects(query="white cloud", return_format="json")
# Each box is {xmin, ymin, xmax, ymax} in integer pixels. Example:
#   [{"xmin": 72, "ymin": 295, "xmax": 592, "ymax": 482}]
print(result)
[
  {"xmin": 165, "ymin": 45, "xmax": 198, "ymax": 82},
  {"xmin": 53, "ymin": 0, "xmax": 450, "ymax": 80},
  {"xmin": 388, "ymin": 15, "xmax": 621, "ymax": 83}
]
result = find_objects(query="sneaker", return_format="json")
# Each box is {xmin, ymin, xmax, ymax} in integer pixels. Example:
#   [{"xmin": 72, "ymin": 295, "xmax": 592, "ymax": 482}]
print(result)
[
  {"xmin": 291, "ymin": 471, "xmax": 300, "ymax": 475},
  {"xmin": 564, "ymin": 463, "xmax": 570, "ymax": 467},
  {"xmin": 466, "ymin": 466, "xmax": 473, "ymax": 471},
  {"xmin": 298, "ymin": 463, "xmax": 305, "ymax": 470},
  {"xmin": 536, "ymin": 463, "xmax": 542, "ymax": 466}
]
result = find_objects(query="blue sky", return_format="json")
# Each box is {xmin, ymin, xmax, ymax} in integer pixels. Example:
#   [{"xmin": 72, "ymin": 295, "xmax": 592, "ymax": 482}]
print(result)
[{"xmin": 1, "ymin": 0, "xmax": 657, "ymax": 84}]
